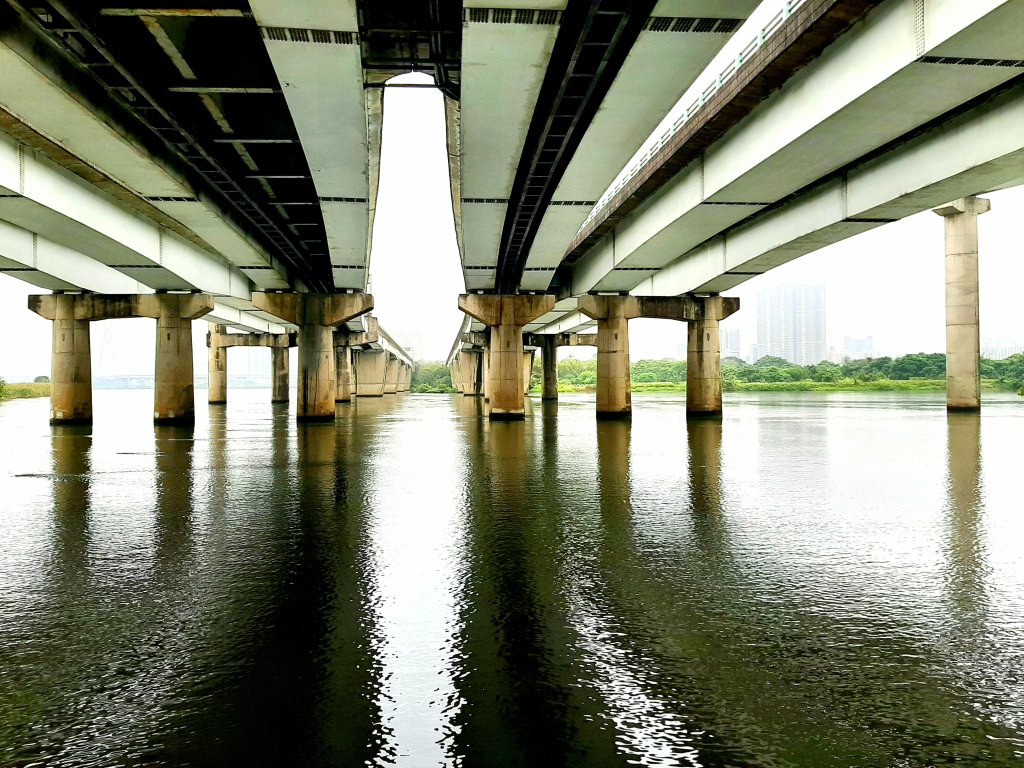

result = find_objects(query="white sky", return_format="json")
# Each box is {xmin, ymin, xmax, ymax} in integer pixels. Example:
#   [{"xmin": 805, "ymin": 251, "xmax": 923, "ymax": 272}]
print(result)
[{"xmin": 1, "ymin": 77, "xmax": 1022, "ymax": 379}]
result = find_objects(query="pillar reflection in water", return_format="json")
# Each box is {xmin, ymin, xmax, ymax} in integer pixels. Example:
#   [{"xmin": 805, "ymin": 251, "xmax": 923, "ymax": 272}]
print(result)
[
  {"xmin": 49, "ymin": 425, "xmax": 92, "ymax": 582},
  {"xmin": 450, "ymin": 418, "xmax": 610, "ymax": 763},
  {"xmin": 687, "ymin": 418, "xmax": 726, "ymax": 554},
  {"xmin": 152, "ymin": 426, "xmax": 195, "ymax": 578},
  {"xmin": 943, "ymin": 412, "xmax": 988, "ymax": 625},
  {"xmin": 294, "ymin": 423, "xmax": 382, "ymax": 763}
]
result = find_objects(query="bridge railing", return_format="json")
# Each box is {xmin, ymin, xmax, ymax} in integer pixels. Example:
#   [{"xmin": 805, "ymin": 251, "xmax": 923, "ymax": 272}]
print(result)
[{"xmin": 579, "ymin": 0, "xmax": 806, "ymax": 231}]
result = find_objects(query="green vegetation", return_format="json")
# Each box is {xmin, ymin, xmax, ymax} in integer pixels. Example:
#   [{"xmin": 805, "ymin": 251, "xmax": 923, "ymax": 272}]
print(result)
[
  {"xmin": 533, "ymin": 352, "xmax": 1024, "ymax": 394},
  {"xmin": 0, "ymin": 380, "xmax": 51, "ymax": 400},
  {"xmin": 411, "ymin": 362, "xmax": 457, "ymax": 393}
]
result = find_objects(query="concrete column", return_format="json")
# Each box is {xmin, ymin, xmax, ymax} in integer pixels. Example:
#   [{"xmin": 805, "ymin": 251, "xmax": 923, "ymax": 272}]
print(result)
[
  {"xmin": 48, "ymin": 294, "xmax": 92, "ymax": 424},
  {"xmin": 522, "ymin": 349, "xmax": 536, "ymax": 397},
  {"xmin": 458, "ymin": 295, "xmax": 555, "ymax": 420},
  {"xmin": 355, "ymin": 349, "xmax": 387, "ymax": 396},
  {"xmin": 451, "ymin": 357, "xmax": 464, "ymax": 393},
  {"xmin": 686, "ymin": 297, "xmax": 735, "ymax": 419},
  {"xmin": 401, "ymin": 364, "xmax": 412, "ymax": 392},
  {"xmin": 384, "ymin": 354, "xmax": 400, "ymax": 394},
  {"xmin": 295, "ymin": 322, "xmax": 335, "ymax": 420},
  {"xmin": 252, "ymin": 293, "xmax": 373, "ymax": 421},
  {"xmin": 459, "ymin": 350, "xmax": 483, "ymax": 396},
  {"xmin": 335, "ymin": 343, "xmax": 353, "ymax": 403},
  {"xmin": 481, "ymin": 339, "xmax": 492, "ymax": 404},
  {"xmin": 271, "ymin": 346, "xmax": 289, "ymax": 403},
  {"xmin": 154, "ymin": 295, "xmax": 208, "ymax": 424},
  {"xmin": 208, "ymin": 324, "xmax": 228, "ymax": 405},
  {"xmin": 541, "ymin": 335, "xmax": 558, "ymax": 401},
  {"xmin": 934, "ymin": 197, "xmax": 989, "ymax": 411},
  {"xmin": 579, "ymin": 296, "xmax": 632, "ymax": 420}
]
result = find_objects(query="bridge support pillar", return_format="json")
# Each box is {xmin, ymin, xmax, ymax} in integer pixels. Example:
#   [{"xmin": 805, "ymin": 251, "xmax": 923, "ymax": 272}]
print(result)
[
  {"xmin": 271, "ymin": 346, "xmax": 289, "ymax": 403},
  {"xmin": 934, "ymin": 197, "xmax": 989, "ymax": 411},
  {"xmin": 335, "ymin": 342, "xmax": 353, "ymax": 403},
  {"xmin": 458, "ymin": 295, "xmax": 555, "ymax": 420},
  {"xmin": 522, "ymin": 349, "xmax": 536, "ymax": 397},
  {"xmin": 686, "ymin": 297, "xmax": 738, "ymax": 419},
  {"xmin": 579, "ymin": 295, "xmax": 739, "ymax": 419},
  {"xmin": 450, "ymin": 357, "xmax": 464, "ymax": 393},
  {"xmin": 355, "ymin": 349, "xmax": 387, "ymax": 397},
  {"xmin": 252, "ymin": 293, "xmax": 373, "ymax": 421},
  {"xmin": 208, "ymin": 324, "xmax": 228, "ymax": 405},
  {"xmin": 459, "ymin": 350, "xmax": 483, "ymax": 396},
  {"xmin": 154, "ymin": 295, "xmax": 212, "ymax": 424},
  {"xmin": 540, "ymin": 335, "xmax": 558, "ymax": 400},
  {"xmin": 30, "ymin": 293, "xmax": 213, "ymax": 425},
  {"xmin": 401, "ymin": 364, "xmax": 412, "ymax": 392},
  {"xmin": 43, "ymin": 293, "xmax": 93, "ymax": 424},
  {"xmin": 579, "ymin": 296, "xmax": 633, "ymax": 420},
  {"xmin": 384, "ymin": 354, "xmax": 400, "ymax": 394}
]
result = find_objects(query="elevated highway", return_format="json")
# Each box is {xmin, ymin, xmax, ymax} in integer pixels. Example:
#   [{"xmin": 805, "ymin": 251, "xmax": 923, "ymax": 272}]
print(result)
[
  {"xmin": 452, "ymin": 0, "xmax": 1024, "ymax": 420},
  {"xmin": 0, "ymin": 0, "xmax": 428, "ymax": 423}
]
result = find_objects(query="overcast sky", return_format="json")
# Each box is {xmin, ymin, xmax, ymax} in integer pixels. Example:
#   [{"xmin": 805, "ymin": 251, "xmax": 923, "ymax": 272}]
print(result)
[{"xmin": 1, "ymin": 77, "xmax": 1022, "ymax": 379}]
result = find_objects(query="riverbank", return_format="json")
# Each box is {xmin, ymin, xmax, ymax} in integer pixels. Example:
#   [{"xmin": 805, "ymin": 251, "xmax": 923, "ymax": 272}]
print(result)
[
  {"xmin": 0, "ymin": 381, "xmax": 50, "ymax": 401},
  {"xmin": 546, "ymin": 378, "xmax": 1018, "ymax": 394}
]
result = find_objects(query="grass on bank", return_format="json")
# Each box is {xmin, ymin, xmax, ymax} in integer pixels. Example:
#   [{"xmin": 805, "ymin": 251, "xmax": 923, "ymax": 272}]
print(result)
[{"xmin": 0, "ymin": 381, "xmax": 50, "ymax": 401}]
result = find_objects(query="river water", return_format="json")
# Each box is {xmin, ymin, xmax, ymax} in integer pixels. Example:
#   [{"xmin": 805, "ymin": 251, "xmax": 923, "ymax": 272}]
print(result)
[{"xmin": 1, "ymin": 389, "xmax": 1022, "ymax": 767}]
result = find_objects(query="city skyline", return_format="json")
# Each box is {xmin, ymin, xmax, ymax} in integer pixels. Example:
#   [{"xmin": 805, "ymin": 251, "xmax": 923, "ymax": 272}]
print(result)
[{"xmin": 755, "ymin": 284, "xmax": 827, "ymax": 366}]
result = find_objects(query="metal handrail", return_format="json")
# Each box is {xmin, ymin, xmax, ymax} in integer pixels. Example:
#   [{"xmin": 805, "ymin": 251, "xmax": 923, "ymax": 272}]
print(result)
[{"xmin": 578, "ymin": 0, "xmax": 803, "ymax": 231}]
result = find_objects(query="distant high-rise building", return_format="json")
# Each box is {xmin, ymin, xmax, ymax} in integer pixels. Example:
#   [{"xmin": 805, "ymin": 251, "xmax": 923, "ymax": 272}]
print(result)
[
  {"xmin": 981, "ymin": 338, "xmax": 1024, "ymax": 360},
  {"xmin": 721, "ymin": 328, "xmax": 741, "ymax": 359},
  {"xmin": 756, "ymin": 284, "xmax": 826, "ymax": 365},
  {"xmin": 843, "ymin": 336, "xmax": 875, "ymax": 361}
]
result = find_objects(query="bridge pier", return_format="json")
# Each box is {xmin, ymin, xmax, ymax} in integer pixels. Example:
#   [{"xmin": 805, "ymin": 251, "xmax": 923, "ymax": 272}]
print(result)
[
  {"xmin": 384, "ymin": 354, "xmax": 401, "ymax": 394},
  {"xmin": 459, "ymin": 349, "xmax": 483, "ymax": 396},
  {"xmin": 540, "ymin": 335, "xmax": 558, "ymax": 400},
  {"xmin": 355, "ymin": 349, "xmax": 387, "ymax": 397},
  {"xmin": 271, "ymin": 347, "xmax": 289, "ymax": 403},
  {"xmin": 579, "ymin": 296, "xmax": 633, "ymax": 420},
  {"xmin": 206, "ymin": 323, "xmax": 294, "ymax": 405},
  {"xmin": 686, "ymin": 297, "xmax": 738, "ymax": 419},
  {"xmin": 252, "ymin": 292, "xmax": 372, "ymax": 421},
  {"xmin": 522, "ymin": 349, "xmax": 536, "ymax": 398},
  {"xmin": 400, "ymin": 363, "xmax": 412, "ymax": 392},
  {"xmin": 152, "ymin": 296, "xmax": 212, "ymax": 424},
  {"xmin": 579, "ymin": 295, "xmax": 739, "ymax": 419},
  {"xmin": 934, "ymin": 196, "xmax": 989, "ymax": 411},
  {"xmin": 450, "ymin": 356, "xmax": 463, "ymax": 393},
  {"xmin": 31, "ymin": 293, "xmax": 214, "ymax": 425},
  {"xmin": 458, "ymin": 294, "xmax": 555, "ymax": 420},
  {"xmin": 47, "ymin": 294, "xmax": 93, "ymax": 424},
  {"xmin": 208, "ymin": 324, "xmax": 229, "ymax": 405},
  {"xmin": 335, "ymin": 341, "xmax": 354, "ymax": 403}
]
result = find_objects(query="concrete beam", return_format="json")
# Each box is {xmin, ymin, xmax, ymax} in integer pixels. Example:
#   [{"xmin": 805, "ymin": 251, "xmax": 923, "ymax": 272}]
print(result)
[{"xmin": 251, "ymin": 292, "xmax": 373, "ymax": 327}]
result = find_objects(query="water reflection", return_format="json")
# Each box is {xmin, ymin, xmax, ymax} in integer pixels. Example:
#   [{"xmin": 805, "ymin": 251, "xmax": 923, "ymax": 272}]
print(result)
[
  {"xmin": 153, "ymin": 425, "xmax": 195, "ymax": 578},
  {"xmin": 2, "ymin": 391, "xmax": 1023, "ymax": 766},
  {"xmin": 50, "ymin": 426, "xmax": 92, "ymax": 579},
  {"xmin": 943, "ymin": 412, "xmax": 987, "ymax": 618}
]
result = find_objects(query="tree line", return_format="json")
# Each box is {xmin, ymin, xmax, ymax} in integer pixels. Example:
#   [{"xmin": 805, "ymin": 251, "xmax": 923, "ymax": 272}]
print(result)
[{"xmin": 407, "ymin": 352, "xmax": 1024, "ymax": 394}]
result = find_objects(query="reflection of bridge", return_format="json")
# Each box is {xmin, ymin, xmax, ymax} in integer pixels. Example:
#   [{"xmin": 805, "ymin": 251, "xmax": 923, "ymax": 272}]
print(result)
[{"xmin": 0, "ymin": 2, "xmax": 1020, "ymax": 425}]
